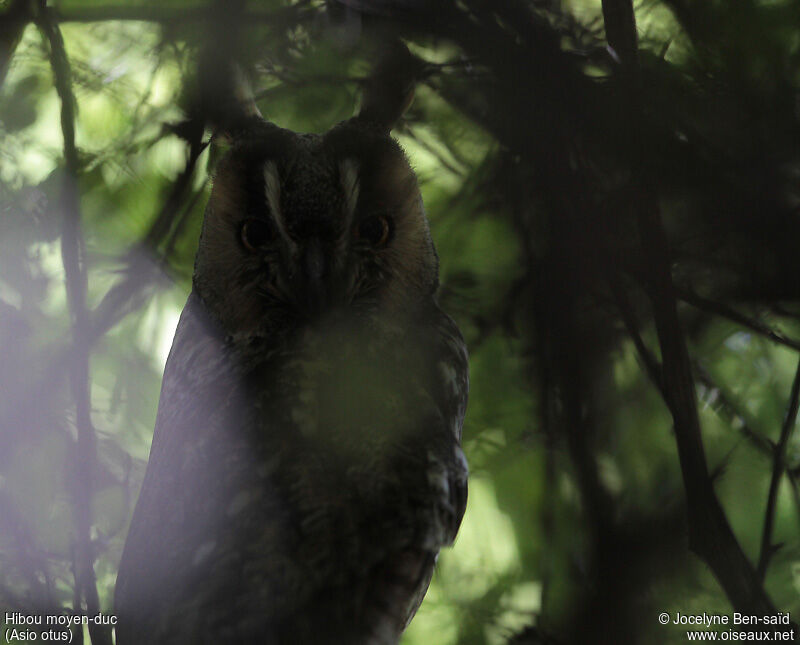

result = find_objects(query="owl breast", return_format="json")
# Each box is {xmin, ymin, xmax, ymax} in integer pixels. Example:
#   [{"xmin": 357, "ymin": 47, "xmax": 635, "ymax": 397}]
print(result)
[{"xmin": 115, "ymin": 295, "xmax": 467, "ymax": 645}]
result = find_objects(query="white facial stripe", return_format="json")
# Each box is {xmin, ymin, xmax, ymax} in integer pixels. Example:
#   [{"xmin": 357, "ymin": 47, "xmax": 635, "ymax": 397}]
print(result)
[
  {"xmin": 340, "ymin": 158, "xmax": 360, "ymax": 230},
  {"xmin": 263, "ymin": 161, "xmax": 294, "ymax": 248}
]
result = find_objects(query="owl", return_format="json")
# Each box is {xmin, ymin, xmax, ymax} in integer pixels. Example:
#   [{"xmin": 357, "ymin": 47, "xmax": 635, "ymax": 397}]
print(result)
[{"xmin": 114, "ymin": 46, "xmax": 468, "ymax": 645}]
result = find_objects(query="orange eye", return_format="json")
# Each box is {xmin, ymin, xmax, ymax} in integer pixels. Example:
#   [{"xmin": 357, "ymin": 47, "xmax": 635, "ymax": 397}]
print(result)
[
  {"xmin": 240, "ymin": 218, "xmax": 276, "ymax": 252},
  {"xmin": 356, "ymin": 215, "xmax": 392, "ymax": 247}
]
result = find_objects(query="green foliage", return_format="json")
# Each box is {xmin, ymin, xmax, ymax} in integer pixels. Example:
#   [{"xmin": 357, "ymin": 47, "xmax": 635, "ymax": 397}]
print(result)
[{"xmin": 1, "ymin": 1, "xmax": 800, "ymax": 644}]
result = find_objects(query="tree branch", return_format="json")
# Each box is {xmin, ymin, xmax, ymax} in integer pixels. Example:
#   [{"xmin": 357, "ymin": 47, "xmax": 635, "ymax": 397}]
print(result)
[
  {"xmin": 601, "ymin": 0, "xmax": 783, "ymax": 620},
  {"xmin": 53, "ymin": 3, "xmax": 310, "ymax": 25},
  {"xmin": 34, "ymin": 4, "xmax": 111, "ymax": 644},
  {"xmin": 677, "ymin": 288, "xmax": 800, "ymax": 353},
  {"xmin": 89, "ymin": 137, "xmax": 206, "ymax": 343},
  {"xmin": 757, "ymin": 357, "xmax": 800, "ymax": 581},
  {"xmin": 608, "ymin": 276, "xmax": 664, "ymax": 393},
  {"xmin": 0, "ymin": 139, "xmax": 206, "ymax": 475}
]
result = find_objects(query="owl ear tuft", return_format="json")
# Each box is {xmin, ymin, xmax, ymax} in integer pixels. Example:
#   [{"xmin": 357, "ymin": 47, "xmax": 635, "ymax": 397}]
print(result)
[
  {"xmin": 215, "ymin": 66, "xmax": 267, "ymax": 143},
  {"xmin": 197, "ymin": 50, "xmax": 269, "ymax": 141},
  {"xmin": 358, "ymin": 41, "xmax": 425, "ymax": 131},
  {"xmin": 229, "ymin": 66, "xmax": 264, "ymax": 121}
]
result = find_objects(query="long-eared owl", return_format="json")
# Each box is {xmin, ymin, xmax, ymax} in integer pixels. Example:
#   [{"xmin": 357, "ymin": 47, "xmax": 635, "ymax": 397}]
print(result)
[{"xmin": 114, "ymin": 45, "xmax": 469, "ymax": 645}]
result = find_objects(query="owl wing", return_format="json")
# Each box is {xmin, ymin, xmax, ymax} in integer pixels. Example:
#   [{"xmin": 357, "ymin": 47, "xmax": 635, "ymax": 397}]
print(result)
[
  {"xmin": 426, "ymin": 305, "xmax": 470, "ymax": 541},
  {"xmin": 404, "ymin": 306, "xmax": 469, "ymax": 551},
  {"xmin": 358, "ymin": 306, "xmax": 469, "ymax": 643},
  {"xmin": 114, "ymin": 293, "xmax": 249, "ymax": 644}
]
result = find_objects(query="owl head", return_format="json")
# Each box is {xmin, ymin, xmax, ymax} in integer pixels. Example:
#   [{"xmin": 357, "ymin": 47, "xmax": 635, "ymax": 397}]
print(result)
[{"xmin": 193, "ymin": 45, "xmax": 438, "ymax": 336}]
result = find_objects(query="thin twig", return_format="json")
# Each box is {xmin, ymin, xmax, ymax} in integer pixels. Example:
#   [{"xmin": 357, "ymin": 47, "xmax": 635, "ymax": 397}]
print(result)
[
  {"xmin": 34, "ymin": 4, "xmax": 111, "ymax": 644},
  {"xmin": 0, "ymin": 0, "xmax": 30, "ymax": 87},
  {"xmin": 694, "ymin": 365, "xmax": 772, "ymax": 459},
  {"xmin": 757, "ymin": 357, "xmax": 800, "ymax": 581},
  {"xmin": 89, "ymin": 143, "xmax": 206, "ymax": 341},
  {"xmin": 623, "ymin": 297, "xmax": 800, "ymax": 529},
  {"xmin": 608, "ymin": 276, "xmax": 664, "ymax": 392},
  {"xmin": 401, "ymin": 123, "xmax": 466, "ymax": 178},
  {"xmin": 676, "ymin": 288, "xmax": 800, "ymax": 353},
  {"xmin": 70, "ymin": 547, "xmax": 84, "ymax": 645},
  {"xmin": 162, "ymin": 181, "xmax": 208, "ymax": 256}
]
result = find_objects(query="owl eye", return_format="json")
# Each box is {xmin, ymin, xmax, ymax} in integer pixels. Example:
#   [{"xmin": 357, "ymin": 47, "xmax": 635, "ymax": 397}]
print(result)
[
  {"xmin": 240, "ymin": 218, "xmax": 276, "ymax": 252},
  {"xmin": 356, "ymin": 215, "xmax": 393, "ymax": 248}
]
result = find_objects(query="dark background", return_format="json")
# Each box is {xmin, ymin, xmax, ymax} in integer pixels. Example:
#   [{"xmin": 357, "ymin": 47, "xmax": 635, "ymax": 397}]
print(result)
[{"xmin": 1, "ymin": 0, "xmax": 799, "ymax": 643}]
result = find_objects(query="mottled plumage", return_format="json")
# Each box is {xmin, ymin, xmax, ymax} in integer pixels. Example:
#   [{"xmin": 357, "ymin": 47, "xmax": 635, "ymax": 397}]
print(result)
[{"xmin": 115, "ymin": 48, "xmax": 468, "ymax": 645}]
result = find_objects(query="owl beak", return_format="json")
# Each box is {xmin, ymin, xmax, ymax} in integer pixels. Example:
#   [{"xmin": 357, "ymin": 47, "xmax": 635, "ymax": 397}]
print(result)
[{"xmin": 301, "ymin": 237, "xmax": 328, "ymax": 315}]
